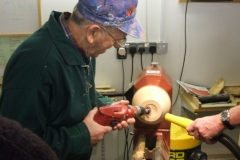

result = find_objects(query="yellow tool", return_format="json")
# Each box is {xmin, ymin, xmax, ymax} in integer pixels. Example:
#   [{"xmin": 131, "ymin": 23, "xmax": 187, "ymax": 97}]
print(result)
[{"xmin": 164, "ymin": 113, "xmax": 193, "ymax": 128}]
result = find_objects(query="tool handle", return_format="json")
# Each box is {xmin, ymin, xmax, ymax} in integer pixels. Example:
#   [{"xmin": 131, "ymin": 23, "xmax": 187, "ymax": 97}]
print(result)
[
  {"xmin": 164, "ymin": 113, "xmax": 193, "ymax": 128},
  {"xmin": 93, "ymin": 105, "xmax": 137, "ymax": 126}
]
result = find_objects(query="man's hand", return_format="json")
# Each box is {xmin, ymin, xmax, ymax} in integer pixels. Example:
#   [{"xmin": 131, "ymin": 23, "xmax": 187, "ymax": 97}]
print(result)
[
  {"xmin": 110, "ymin": 100, "xmax": 135, "ymax": 130},
  {"xmin": 186, "ymin": 114, "xmax": 225, "ymax": 144},
  {"xmin": 83, "ymin": 107, "xmax": 112, "ymax": 147}
]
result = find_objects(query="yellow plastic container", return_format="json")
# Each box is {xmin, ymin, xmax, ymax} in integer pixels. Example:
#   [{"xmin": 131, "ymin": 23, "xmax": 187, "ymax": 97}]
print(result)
[{"xmin": 170, "ymin": 123, "xmax": 202, "ymax": 160}]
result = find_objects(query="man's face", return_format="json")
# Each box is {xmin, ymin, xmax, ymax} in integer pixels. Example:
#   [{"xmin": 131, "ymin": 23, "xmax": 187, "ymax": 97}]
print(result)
[{"xmin": 87, "ymin": 27, "xmax": 127, "ymax": 58}]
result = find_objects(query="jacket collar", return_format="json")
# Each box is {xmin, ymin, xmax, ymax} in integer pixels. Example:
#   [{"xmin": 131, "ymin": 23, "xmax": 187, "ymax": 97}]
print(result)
[{"xmin": 47, "ymin": 11, "xmax": 90, "ymax": 65}]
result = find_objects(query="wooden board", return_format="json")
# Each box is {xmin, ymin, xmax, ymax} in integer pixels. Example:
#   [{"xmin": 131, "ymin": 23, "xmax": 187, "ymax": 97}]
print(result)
[{"xmin": 180, "ymin": 88, "xmax": 236, "ymax": 113}]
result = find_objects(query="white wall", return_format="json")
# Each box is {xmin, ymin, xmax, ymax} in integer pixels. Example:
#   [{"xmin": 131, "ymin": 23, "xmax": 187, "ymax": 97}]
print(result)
[{"xmin": 4, "ymin": 0, "xmax": 240, "ymax": 159}]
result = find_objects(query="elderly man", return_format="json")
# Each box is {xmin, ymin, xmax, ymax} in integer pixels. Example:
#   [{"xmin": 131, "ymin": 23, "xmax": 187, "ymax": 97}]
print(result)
[{"xmin": 0, "ymin": 0, "xmax": 144, "ymax": 159}]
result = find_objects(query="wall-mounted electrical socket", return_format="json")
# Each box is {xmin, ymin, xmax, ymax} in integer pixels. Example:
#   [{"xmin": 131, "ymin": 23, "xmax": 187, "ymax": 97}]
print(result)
[
  {"xmin": 116, "ymin": 42, "xmax": 168, "ymax": 59},
  {"xmin": 137, "ymin": 43, "xmax": 146, "ymax": 54},
  {"xmin": 148, "ymin": 42, "xmax": 157, "ymax": 54},
  {"xmin": 157, "ymin": 42, "xmax": 168, "ymax": 54},
  {"xmin": 136, "ymin": 42, "xmax": 157, "ymax": 54},
  {"xmin": 117, "ymin": 47, "xmax": 127, "ymax": 59},
  {"xmin": 127, "ymin": 43, "xmax": 137, "ymax": 55}
]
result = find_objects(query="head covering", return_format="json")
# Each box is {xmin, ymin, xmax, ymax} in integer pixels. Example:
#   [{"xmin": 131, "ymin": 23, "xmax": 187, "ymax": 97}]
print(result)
[{"xmin": 77, "ymin": 0, "xmax": 144, "ymax": 38}]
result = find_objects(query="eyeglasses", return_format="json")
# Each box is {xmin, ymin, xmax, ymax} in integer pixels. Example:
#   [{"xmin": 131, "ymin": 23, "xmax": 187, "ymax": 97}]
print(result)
[{"xmin": 100, "ymin": 26, "xmax": 127, "ymax": 48}]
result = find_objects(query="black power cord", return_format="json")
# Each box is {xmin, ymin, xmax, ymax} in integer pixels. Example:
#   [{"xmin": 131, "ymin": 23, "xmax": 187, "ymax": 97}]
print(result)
[
  {"xmin": 121, "ymin": 46, "xmax": 136, "ymax": 160},
  {"xmin": 129, "ymin": 46, "xmax": 137, "ymax": 83},
  {"xmin": 125, "ymin": 45, "xmax": 144, "ymax": 160},
  {"xmin": 117, "ymin": 48, "xmax": 127, "ymax": 160},
  {"xmin": 127, "ymin": 132, "xmax": 134, "ymax": 159},
  {"xmin": 172, "ymin": 0, "xmax": 189, "ymax": 108},
  {"xmin": 123, "ymin": 128, "xmax": 129, "ymax": 160},
  {"xmin": 149, "ymin": 46, "xmax": 157, "ymax": 62},
  {"xmin": 138, "ymin": 45, "xmax": 145, "ymax": 70},
  {"xmin": 124, "ymin": 46, "xmax": 137, "ymax": 160},
  {"xmin": 117, "ymin": 47, "xmax": 129, "ymax": 160}
]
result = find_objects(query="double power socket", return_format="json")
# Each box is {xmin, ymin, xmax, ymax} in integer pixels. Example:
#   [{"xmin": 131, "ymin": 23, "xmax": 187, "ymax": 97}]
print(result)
[{"xmin": 117, "ymin": 42, "xmax": 168, "ymax": 59}]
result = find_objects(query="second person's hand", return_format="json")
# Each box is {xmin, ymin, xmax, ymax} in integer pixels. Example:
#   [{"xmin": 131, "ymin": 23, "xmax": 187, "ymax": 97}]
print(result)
[
  {"xmin": 111, "ymin": 100, "xmax": 135, "ymax": 130},
  {"xmin": 186, "ymin": 114, "xmax": 225, "ymax": 144}
]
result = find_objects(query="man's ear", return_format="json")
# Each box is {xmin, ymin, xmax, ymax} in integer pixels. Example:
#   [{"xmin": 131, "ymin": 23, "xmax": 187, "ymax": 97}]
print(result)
[{"xmin": 86, "ymin": 25, "xmax": 101, "ymax": 44}]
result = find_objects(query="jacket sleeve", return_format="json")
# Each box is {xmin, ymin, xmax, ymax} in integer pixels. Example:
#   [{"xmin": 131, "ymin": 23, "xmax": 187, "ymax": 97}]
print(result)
[
  {"xmin": 91, "ymin": 58, "xmax": 113, "ymax": 107},
  {"xmin": 0, "ymin": 88, "xmax": 92, "ymax": 160},
  {"xmin": 95, "ymin": 90, "xmax": 113, "ymax": 107}
]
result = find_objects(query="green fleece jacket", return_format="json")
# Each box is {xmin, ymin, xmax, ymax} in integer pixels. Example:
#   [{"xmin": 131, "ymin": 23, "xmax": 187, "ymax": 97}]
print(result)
[{"xmin": 0, "ymin": 11, "xmax": 111, "ymax": 160}]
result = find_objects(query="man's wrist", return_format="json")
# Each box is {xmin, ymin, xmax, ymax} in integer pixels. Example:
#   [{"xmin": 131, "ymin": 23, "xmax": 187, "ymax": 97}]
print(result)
[
  {"xmin": 217, "ymin": 114, "xmax": 227, "ymax": 130},
  {"xmin": 220, "ymin": 110, "xmax": 235, "ymax": 130}
]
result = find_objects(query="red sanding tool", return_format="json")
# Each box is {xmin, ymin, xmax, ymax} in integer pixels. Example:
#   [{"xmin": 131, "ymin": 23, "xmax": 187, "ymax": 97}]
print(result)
[{"xmin": 94, "ymin": 104, "xmax": 150, "ymax": 126}]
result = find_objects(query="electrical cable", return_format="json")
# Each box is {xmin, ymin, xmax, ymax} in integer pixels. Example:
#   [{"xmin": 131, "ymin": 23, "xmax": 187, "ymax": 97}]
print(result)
[
  {"xmin": 131, "ymin": 55, "xmax": 134, "ymax": 83},
  {"xmin": 127, "ymin": 132, "xmax": 134, "ymax": 159},
  {"xmin": 149, "ymin": 46, "xmax": 157, "ymax": 63},
  {"xmin": 125, "ymin": 46, "xmax": 137, "ymax": 160},
  {"xmin": 118, "ymin": 49, "xmax": 128, "ymax": 160},
  {"xmin": 119, "ymin": 52, "xmax": 130, "ymax": 160},
  {"xmin": 138, "ymin": 45, "xmax": 145, "ymax": 70},
  {"xmin": 172, "ymin": 0, "xmax": 189, "ymax": 108},
  {"xmin": 121, "ymin": 59, "xmax": 125, "ymax": 100},
  {"xmin": 129, "ymin": 47, "xmax": 137, "ymax": 83},
  {"xmin": 121, "ymin": 57, "xmax": 129, "ymax": 160},
  {"xmin": 123, "ymin": 128, "xmax": 129, "ymax": 160}
]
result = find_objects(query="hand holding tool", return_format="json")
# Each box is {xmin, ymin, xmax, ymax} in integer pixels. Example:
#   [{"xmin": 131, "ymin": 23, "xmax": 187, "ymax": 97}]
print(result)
[{"xmin": 94, "ymin": 104, "xmax": 150, "ymax": 127}]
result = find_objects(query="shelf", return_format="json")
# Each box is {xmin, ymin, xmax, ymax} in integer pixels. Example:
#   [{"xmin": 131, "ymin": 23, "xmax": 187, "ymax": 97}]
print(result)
[{"xmin": 179, "ymin": 88, "xmax": 238, "ymax": 113}]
